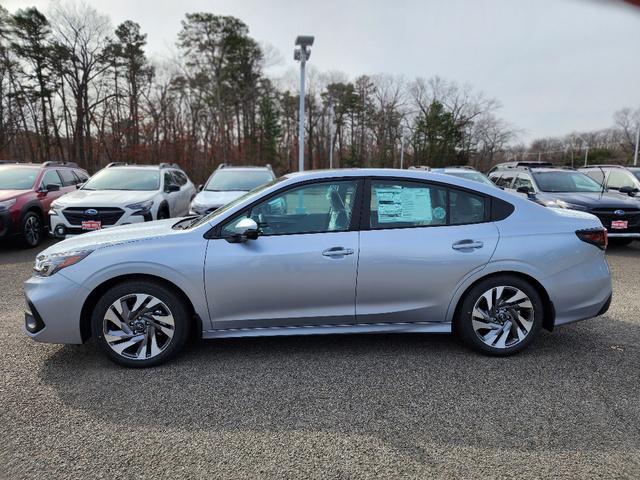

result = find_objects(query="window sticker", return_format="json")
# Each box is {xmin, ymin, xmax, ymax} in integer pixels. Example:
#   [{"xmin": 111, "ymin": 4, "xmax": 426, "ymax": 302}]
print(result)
[{"xmin": 375, "ymin": 186, "xmax": 433, "ymax": 224}]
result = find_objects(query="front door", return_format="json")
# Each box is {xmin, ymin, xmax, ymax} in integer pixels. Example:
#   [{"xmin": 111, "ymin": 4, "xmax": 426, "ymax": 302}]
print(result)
[
  {"xmin": 356, "ymin": 178, "xmax": 499, "ymax": 324},
  {"xmin": 204, "ymin": 179, "xmax": 361, "ymax": 329}
]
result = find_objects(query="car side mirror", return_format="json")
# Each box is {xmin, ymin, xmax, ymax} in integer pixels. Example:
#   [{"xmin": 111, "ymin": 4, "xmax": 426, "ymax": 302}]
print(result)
[
  {"xmin": 198, "ymin": 184, "xmax": 203, "ymax": 192},
  {"xmin": 76, "ymin": 182, "xmax": 84, "ymax": 189},
  {"xmin": 45, "ymin": 184, "xmax": 60, "ymax": 192},
  {"xmin": 227, "ymin": 217, "xmax": 260, "ymax": 243},
  {"xmin": 516, "ymin": 186, "xmax": 534, "ymax": 196},
  {"xmin": 165, "ymin": 184, "xmax": 180, "ymax": 193},
  {"xmin": 619, "ymin": 186, "xmax": 638, "ymax": 196}
]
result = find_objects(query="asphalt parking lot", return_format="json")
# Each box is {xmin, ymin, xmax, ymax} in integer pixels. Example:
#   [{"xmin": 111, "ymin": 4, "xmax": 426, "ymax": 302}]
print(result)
[{"xmin": 1, "ymin": 240, "xmax": 639, "ymax": 479}]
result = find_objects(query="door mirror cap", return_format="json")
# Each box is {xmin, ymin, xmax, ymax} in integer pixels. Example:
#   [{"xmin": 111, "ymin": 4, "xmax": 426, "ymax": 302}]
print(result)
[
  {"xmin": 516, "ymin": 186, "xmax": 534, "ymax": 196},
  {"xmin": 619, "ymin": 186, "xmax": 638, "ymax": 196},
  {"xmin": 76, "ymin": 182, "xmax": 84, "ymax": 189},
  {"xmin": 165, "ymin": 184, "xmax": 180, "ymax": 193},
  {"xmin": 227, "ymin": 218, "xmax": 260, "ymax": 243},
  {"xmin": 198, "ymin": 184, "xmax": 204, "ymax": 192}
]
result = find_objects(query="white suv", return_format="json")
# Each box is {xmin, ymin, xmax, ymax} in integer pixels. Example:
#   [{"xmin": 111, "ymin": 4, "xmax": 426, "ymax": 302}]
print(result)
[
  {"xmin": 50, "ymin": 163, "xmax": 196, "ymax": 238},
  {"xmin": 190, "ymin": 164, "xmax": 275, "ymax": 215}
]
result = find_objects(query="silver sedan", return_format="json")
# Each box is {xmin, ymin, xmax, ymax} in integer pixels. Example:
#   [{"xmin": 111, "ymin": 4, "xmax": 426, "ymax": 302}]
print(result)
[{"xmin": 24, "ymin": 169, "xmax": 612, "ymax": 367}]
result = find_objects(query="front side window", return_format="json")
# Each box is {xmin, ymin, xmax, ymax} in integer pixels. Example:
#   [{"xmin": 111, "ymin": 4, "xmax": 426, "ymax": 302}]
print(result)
[
  {"xmin": 58, "ymin": 169, "xmax": 76, "ymax": 187},
  {"xmin": 496, "ymin": 172, "xmax": 515, "ymax": 188},
  {"xmin": 512, "ymin": 174, "xmax": 534, "ymax": 191},
  {"xmin": 222, "ymin": 180, "xmax": 358, "ymax": 236},
  {"xmin": 173, "ymin": 170, "xmax": 188, "ymax": 186},
  {"xmin": 41, "ymin": 170, "xmax": 62, "ymax": 188},
  {"xmin": 607, "ymin": 170, "xmax": 636, "ymax": 190},
  {"xmin": 370, "ymin": 180, "xmax": 447, "ymax": 229},
  {"xmin": 83, "ymin": 169, "xmax": 160, "ymax": 191}
]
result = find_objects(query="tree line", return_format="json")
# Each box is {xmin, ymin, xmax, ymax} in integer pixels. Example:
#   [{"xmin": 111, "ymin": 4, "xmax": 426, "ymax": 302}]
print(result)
[{"xmin": 0, "ymin": 3, "xmax": 637, "ymax": 182}]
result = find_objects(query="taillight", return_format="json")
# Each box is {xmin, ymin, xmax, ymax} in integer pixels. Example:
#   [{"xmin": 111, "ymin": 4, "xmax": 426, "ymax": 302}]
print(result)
[{"xmin": 576, "ymin": 228, "xmax": 607, "ymax": 250}]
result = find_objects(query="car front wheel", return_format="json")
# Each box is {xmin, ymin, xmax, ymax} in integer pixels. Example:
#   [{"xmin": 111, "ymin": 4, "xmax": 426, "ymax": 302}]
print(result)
[
  {"xmin": 20, "ymin": 211, "xmax": 42, "ymax": 248},
  {"xmin": 91, "ymin": 280, "xmax": 191, "ymax": 367},
  {"xmin": 455, "ymin": 275, "xmax": 543, "ymax": 356}
]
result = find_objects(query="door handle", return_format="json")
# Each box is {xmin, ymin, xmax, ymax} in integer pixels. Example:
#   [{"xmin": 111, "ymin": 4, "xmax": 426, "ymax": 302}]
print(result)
[
  {"xmin": 452, "ymin": 240, "xmax": 484, "ymax": 250},
  {"xmin": 322, "ymin": 247, "xmax": 354, "ymax": 257}
]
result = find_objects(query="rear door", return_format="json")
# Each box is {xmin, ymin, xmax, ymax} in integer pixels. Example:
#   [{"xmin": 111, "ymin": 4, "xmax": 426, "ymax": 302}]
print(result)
[{"xmin": 355, "ymin": 178, "xmax": 499, "ymax": 324}]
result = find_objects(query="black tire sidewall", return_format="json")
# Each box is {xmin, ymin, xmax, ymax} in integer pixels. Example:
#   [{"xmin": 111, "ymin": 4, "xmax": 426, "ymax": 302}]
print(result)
[
  {"xmin": 20, "ymin": 211, "xmax": 42, "ymax": 248},
  {"xmin": 91, "ymin": 280, "xmax": 190, "ymax": 368},
  {"xmin": 455, "ymin": 275, "xmax": 543, "ymax": 356}
]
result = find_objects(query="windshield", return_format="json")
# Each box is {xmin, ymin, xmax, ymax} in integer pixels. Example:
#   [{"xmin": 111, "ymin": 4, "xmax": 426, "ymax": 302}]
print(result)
[
  {"xmin": 205, "ymin": 170, "xmax": 273, "ymax": 191},
  {"xmin": 0, "ymin": 167, "xmax": 39, "ymax": 190},
  {"xmin": 83, "ymin": 169, "xmax": 159, "ymax": 191},
  {"xmin": 444, "ymin": 171, "xmax": 495, "ymax": 187},
  {"xmin": 532, "ymin": 171, "xmax": 603, "ymax": 193},
  {"xmin": 187, "ymin": 177, "xmax": 283, "ymax": 229}
]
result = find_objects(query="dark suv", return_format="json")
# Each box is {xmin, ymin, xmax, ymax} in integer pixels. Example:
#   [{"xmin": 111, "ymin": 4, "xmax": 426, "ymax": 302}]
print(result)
[
  {"xmin": 0, "ymin": 162, "xmax": 89, "ymax": 247},
  {"xmin": 489, "ymin": 166, "xmax": 640, "ymax": 244}
]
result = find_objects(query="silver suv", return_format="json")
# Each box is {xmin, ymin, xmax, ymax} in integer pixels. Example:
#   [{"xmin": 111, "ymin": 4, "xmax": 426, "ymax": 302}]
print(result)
[
  {"xmin": 50, "ymin": 163, "xmax": 196, "ymax": 237},
  {"xmin": 25, "ymin": 169, "xmax": 611, "ymax": 367},
  {"xmin": 190, "ymin": 164, "xmax": 275, "ymax": 215}
]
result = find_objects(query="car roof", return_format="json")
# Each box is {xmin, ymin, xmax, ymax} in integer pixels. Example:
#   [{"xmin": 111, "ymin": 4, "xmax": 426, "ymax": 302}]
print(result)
[{"xmin": 215, "ymin": 166, "xmax": 272, "ymax": 171}]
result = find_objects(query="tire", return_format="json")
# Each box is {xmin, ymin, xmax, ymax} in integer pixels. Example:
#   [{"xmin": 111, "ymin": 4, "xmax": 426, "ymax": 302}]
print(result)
[
  {"xmin": 157, "ymin": 204, "xmax": 169, "ymax": 220},
  {"xmin": 91, "ymin": 280, "xmax": 191, "ymax": 368},
  {"xmin": 455, "ymin": 275, "xmax": 543, "ymax": 356},
  {"xmin": 19, "ymin": 211, "xmax": 43, "ymax": 248}
]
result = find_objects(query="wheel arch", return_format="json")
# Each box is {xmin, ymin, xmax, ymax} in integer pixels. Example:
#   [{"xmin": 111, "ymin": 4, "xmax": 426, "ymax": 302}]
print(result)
[
  {"xmin": 79, "ymin": 273, "xmax": 202, "ymax": 343},
  {"xmin": 451, "ymin": 271, "xmax": 555, "ymax": 333}
]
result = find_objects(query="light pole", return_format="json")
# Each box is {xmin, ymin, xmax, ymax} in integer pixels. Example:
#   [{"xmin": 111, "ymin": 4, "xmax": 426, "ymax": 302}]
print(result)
[
  {"xmin": 294, "ymin": 35, "xmax": 314, "ymax": 172},
  {"xmin": 583, "ymin": 143, "xmax": 589, "ymax": 167},
  {"xmin": 328, "ymin": 102, "xmax": 334, "ymax": 169},
  {"xmin": 634, "ymin": 123, "xmax": 640, "ymax": 166},
  {"xmin": 400, "ymin": 129, "xmax": 405, "ymax": 169}
]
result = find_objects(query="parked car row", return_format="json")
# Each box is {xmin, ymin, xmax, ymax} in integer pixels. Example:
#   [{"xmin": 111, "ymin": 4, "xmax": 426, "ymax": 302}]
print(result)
[{"xmin": 0, "ymin": 161, "xmax": 276, "ymax": 247}]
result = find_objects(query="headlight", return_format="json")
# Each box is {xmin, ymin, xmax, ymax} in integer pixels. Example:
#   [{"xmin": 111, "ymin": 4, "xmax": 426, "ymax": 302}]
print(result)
[
  {"xmin": 33, "ymin": 250, "xmax": 93, "ymax": 277},
  {"xmin": 49, "ymin": 201, "xmax": 63, "ymax": 215},
  {"xmin": 0, "ymin": 199, "xmax": 16, "ymax": 211},
  {"xmin": 126, "ymin": 200, "xmax": 154, "ymax": 212}
]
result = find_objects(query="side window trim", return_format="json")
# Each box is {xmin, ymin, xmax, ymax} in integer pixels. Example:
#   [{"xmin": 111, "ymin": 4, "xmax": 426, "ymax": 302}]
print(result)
[{"xmin": 210, "ymin": 177, "xmax": 365, "ymax": 239}]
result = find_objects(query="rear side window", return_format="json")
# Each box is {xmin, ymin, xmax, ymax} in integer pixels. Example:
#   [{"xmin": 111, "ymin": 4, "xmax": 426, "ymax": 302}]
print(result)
[
  {"xmin": 41, "ymin": 170, "xmax": 62, "ymax": 188},
  {"xmin": 58, "ymin": 169, "xmax": 77, "ymax": 186},
  {"xmin": 370, "ymin": 180, "xmax": 447, "ymax": 229},
  {"xmin": 369, "ymin": 180, "xmax": 489, "ymax": 229}
]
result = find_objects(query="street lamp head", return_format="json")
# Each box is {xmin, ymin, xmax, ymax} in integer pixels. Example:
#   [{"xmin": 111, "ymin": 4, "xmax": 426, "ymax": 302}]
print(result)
[{"xmin": 295, "ymin": 35, "xmax": 314, "ymax": 48}]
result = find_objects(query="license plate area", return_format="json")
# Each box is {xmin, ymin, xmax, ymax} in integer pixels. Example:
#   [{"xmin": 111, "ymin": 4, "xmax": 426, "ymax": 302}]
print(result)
[
  {"xmin": 611, "ymin": 220, "xmax": 628, "ymax": 230},
  {"xmin": 81, "ymin": 220, "xmax": 102, "ymax": 231}
]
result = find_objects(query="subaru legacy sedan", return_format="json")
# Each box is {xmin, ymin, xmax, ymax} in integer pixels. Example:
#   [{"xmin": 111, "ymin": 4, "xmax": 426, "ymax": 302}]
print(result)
[{"xmin": 24, "ymin": 169, "xmax": 612, "ymax": 367}]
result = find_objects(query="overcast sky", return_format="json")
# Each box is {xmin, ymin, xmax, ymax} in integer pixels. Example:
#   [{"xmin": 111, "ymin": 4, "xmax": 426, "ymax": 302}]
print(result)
[{"xmin": 5, "ymin": 0, "xmax": 640, "ymax": 143}]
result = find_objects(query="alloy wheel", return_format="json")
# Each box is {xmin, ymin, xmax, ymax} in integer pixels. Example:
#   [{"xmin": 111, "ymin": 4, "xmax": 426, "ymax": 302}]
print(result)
[
  {"xmin": 103, "ymin": 293, "xmax": 175, "ymax": 360},
  {"xmin": 24, "ymin": 215, "xmax": 41, "ymax": 246},
  {"xmin": 471, "ymin": 285, "xmax": 534, "ymax": 349}
]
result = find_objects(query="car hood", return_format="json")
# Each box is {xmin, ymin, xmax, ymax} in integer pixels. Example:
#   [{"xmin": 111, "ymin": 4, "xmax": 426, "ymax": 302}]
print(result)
[
  {"xmin": 193, "ymin": 190, "xmax": 246, "ymax": 207},
  {"xmin": 38, "ymin": 218, "xmax": 182, "ymax": 256},
  {"xmin": 53, "ymin": 189, "xmax": 157, "ymax": 207},
  {"xmin": 0, "ymin": 189, "xmax": 30, "ymax": 201},
  {"xmin": 541, "ymin": 191, "xmax": 640, "ymax": 209}
]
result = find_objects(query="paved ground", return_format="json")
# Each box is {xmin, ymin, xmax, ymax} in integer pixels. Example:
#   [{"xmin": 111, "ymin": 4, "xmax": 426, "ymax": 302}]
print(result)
[{"xmin": 1, "ymin": 239, "xmax": 639, "ymax": 479}]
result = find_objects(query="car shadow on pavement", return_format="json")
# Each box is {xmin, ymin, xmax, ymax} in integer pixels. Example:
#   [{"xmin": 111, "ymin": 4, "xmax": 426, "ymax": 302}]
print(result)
[{"xmin": 38, "ymin": 317, "xmax": 640, "ymax": 462}]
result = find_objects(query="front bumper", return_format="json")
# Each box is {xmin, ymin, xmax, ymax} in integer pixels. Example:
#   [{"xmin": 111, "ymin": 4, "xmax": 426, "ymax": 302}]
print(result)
[
  {"xmin": 0, "ymin": 209, "xmax": 16, "ymax": 239},
  {"xmin": 50, "ymin": 210, "xmax": 147, "ymax": 238},
  {"xmin": 23, "ymin": 273, "xmax": 89, "ymax": 344}
]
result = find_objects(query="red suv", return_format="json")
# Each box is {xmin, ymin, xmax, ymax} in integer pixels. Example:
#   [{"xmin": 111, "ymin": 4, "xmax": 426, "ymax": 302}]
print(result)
[{"xmin": 0, "ymin": 162, "xmax": 89, "ymax": 247}]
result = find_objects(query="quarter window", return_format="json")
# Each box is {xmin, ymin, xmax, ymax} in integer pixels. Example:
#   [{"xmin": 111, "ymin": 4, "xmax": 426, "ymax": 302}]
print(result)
[{"xmin": 222, "ymin": 180, "xmax": 359, "ymax": 237}]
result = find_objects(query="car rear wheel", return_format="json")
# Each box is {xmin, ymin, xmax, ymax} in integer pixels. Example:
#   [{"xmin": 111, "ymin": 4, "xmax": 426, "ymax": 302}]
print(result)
[
  {"xmin": 455, "ymin": 275, "xmax": 543, "ymax": 356},
  {"xmin": 20, "ymin": 212, "xmax": 42, "ymax": 248},
  {"xmin": 91, "ymin": 281, "xmax": 191, "ymax": 368}
]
